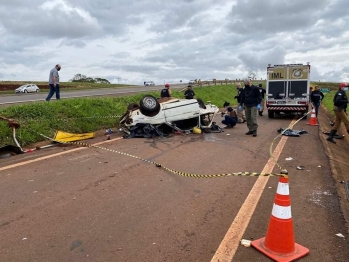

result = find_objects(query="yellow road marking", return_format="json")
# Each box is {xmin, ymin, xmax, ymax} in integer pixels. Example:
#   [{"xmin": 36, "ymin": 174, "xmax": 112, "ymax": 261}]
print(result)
[
  {"xmin": 211, "ymin": 120, "xmax": 295, "ymax": 262},
  {"xmin": 0, "ymin": 137, "xmax": 123, "ymax": 172}
]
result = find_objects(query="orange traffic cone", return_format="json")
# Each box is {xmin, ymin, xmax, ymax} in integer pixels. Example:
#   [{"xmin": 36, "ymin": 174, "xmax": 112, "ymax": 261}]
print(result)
[
  {"xmin": 251, "ymin": 173, "xmax": 309, "ymax": 262},
  {"xmin": 307, "ymin": 108, "xmax": 318, "ymax": 126}
]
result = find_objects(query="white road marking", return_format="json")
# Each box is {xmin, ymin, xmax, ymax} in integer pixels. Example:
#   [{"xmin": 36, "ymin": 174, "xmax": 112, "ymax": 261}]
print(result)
[
  {"xmin": 211, "ymin": 120, "xmax": 295, "ymax": 262},
  {"xmin": 0, "ymin": 137, "xmax": 123, "ymax": 172}
]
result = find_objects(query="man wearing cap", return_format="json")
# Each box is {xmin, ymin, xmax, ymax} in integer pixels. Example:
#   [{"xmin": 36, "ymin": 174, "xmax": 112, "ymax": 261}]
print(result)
[
  {"xmin": 160, "ymin": 83, "xmax": 172, "ymax": 98},
  {"xmin": 184, "ymin": 85, "xmax": 195, "ymax": 99},
  {"xmin": 327, "ymin": 82, "xmax": 349, "ymax": 143}
]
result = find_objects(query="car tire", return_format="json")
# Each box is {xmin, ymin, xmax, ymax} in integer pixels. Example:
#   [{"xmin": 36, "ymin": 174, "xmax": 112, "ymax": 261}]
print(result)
[
  {"xmin": 139, "ymin": 95, "xmax": 160, "ymax": 116},
  {"xmin": 36, "ymin": 89, "xmax": 39, "ymax": 92},
  {"xmin": 24, "ymin": 90, "xmax": 28, "ymax": 93}
]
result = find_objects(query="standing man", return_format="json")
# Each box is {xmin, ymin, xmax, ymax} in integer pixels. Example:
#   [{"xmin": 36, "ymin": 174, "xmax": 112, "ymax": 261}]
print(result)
[
  {"xmin": 234, "ymin": 82, "xmax": 246, "ymax": 123},
  {"xmin": 184, "ymin": 85, "xmax": 195, "ymax": 99},
  {"xmin": 160, "ymin": 83, "xmax": 172, "ymax": 98},
  {"xmin": 327, "ymin": 83, "xmax": 349, "ymax": 144},
  {"xmin": 258, "ymin": 83, "xmax": 266, "ymax": 116},
  {"xmin": 46, "ymin": 64, "xmax": 61, "ymax": 101},
  {"xmin": 310, "ymin": 85, "xmax": 325, "ymax": 118},
  {"xmin": 238, "ymin": 79, "xmax": 262, "ymax": 137}
]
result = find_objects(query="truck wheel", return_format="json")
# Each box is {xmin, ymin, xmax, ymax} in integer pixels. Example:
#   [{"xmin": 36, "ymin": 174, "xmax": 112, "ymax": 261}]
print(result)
[{"xmin": 268, "ymin": 110, "xmax": 274, "ymax": 118}]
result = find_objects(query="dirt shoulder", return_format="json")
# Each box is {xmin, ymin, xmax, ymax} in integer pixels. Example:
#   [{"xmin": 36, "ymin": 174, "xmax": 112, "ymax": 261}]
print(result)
[{"xmin": 320, "ymin": 105, "xmax": 349, "ymax": 234}]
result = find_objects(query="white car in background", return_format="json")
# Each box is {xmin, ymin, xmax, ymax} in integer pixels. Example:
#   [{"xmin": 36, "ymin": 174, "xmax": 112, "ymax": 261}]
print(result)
[
  {"xmin": 144, "ymin": 81, "xmax": 155, "ymax": 86},
  {"xmin": 15, "ymin": 84, "xmax": 40, "ymax": 93}
]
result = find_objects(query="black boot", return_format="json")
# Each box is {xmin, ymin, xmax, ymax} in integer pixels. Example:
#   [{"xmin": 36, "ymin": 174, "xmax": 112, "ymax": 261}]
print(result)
[{"xmin": 327, "ymin": 130, "xmax": 337, "ymax": 144}]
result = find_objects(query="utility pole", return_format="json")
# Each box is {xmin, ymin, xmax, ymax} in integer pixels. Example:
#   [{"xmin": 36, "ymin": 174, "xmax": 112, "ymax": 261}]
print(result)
[{"xmin": 117, "ymin": 77, "xmax": 121, "ymax": 84}]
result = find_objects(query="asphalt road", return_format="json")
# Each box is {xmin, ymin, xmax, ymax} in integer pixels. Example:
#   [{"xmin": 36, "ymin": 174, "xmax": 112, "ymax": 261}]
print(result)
[
  {"xmin": 0, "ymin": 84, "xmax": 188, "ymax": 105},
  {"xmin": 1, "ymin": 110, "xmax": 348, "ymax": 262}
]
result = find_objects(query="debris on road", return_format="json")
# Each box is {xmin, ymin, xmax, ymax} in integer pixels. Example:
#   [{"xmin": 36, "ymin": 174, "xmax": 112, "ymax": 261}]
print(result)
[
  {"xmin": 286, "ymin": 157, "xmax": 293, "ymax": 161},
  {"xmin": 240, "ymin": 239, "xmax": 251, "ymax": 247},
  {"xmin": 335, "ymin": 233, "xmax": 345, "ymax": 238},
  {"xmin": 277, "ymin": 128, "xmax": 308, "ymax": 137},
  {"xmin": 297, "ymin": 166, "xmax": 305, "ymax": 170}
]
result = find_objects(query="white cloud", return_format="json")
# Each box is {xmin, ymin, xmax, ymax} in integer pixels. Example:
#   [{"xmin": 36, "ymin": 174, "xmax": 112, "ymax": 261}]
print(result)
[{"xmin": 0, "ymin": 0, "xmax": 348, "ymax": 84}]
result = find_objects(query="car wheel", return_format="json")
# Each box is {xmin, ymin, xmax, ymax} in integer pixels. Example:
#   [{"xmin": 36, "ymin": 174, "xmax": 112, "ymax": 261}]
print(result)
[
  {"xmin": 36, "ymin": 89, "xmax": 39, "ymax": 92},
  {"xmin": 140, "ymin": 95, "xmax": 159, "ymax": 112},
  {"xmin": 24, "ymin": 89, "xmax": 28, "ymax": 93},
  {"xmin": 139, "ymin": 95, "xmax": 160, "ymax": 116}
]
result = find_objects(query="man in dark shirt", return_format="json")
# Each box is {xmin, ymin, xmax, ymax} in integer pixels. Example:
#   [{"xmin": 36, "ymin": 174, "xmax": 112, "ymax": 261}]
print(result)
[
  {"xmin": 239, "ymin": 79, "xmax": 262, "ymax": 137},
  {"xmin": 258, "ymin": 83, "xmax": 266, "ymax": 116},
  {"xmin": 184, "ymin": 85, "xmax": 195, "ymax": 99},
  {"xmin": 327, "ymin": 82, "xmax": 349, "ymax": 143},
  {"xmin": 234, "ymin": 82, "xmax": 246, "ymax": 123},
  {"xmin": 310, "ymin": 85, "xmax": 324, "ymax": 117},
  {"xmin": 221, "ymin": 106, "xmax": 238, "ymax": 128},
  {"xmin": 160, "ymin": 83, "xmax": 172, "ymax": 98}
]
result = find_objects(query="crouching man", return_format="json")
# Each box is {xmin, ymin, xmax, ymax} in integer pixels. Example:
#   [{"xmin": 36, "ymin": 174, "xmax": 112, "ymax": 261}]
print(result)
[{"xmin": 221, "ymin": 106, "xmax": 238, "ymax": 128}]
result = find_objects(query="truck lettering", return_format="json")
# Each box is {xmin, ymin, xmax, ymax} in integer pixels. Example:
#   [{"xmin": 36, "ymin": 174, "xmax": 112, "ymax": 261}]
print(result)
[{"xmin": 271, "ymin": 73, "xmax": 284, "ymax": 79}]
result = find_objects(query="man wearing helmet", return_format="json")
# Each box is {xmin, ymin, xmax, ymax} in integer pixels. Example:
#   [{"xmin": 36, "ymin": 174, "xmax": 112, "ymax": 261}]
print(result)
[
  {"xmin": 327, "ymin": 82, "xmax": 349, "ymax": 144},
  {"xmin": 161, "ymin": 83, "xmax": 172, "ymax": 98}
]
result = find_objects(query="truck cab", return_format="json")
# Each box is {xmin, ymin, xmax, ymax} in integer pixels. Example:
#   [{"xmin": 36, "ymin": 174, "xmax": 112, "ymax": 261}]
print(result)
[{"xmin": 266, "ymin": 63, "xmax": 310, "ymax": 119}]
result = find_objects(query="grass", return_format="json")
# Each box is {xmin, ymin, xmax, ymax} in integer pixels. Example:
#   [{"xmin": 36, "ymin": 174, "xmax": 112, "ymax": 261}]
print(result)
[
  {"xmin": 0, "ymin": 81, "xmax": 344, "ymax": 148},
  {"xmin": 0, "ymin": 85, "xmax": 238, "ymax": 148}
]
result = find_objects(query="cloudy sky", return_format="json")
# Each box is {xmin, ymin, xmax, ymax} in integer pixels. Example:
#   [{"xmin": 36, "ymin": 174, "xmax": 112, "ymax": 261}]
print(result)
[{"xmin": 0, "ymin": 0, "xmax": 348, "ymax": 85}]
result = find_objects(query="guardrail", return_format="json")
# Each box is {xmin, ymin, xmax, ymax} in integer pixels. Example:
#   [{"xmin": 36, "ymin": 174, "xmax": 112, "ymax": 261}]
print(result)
[{"xmin": 191, "ymin": 79, "xmax": 266, "ymax": 87}]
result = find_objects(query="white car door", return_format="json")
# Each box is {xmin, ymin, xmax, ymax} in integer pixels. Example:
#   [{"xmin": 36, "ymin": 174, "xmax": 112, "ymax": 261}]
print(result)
[{"xmin": 163, "ymin": 100, "xmax": 200, "ymax": 122}]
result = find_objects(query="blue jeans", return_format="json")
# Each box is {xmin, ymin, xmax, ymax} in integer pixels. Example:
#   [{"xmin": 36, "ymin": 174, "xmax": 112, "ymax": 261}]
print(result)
[
  {"xmin": 46, "ymin": 84, "xmax": 60, "ymax": 101},
  {"xmin": 222, "ymin": 115, "xmax": 237, "ymax": 127},
  {"xmin": 313, "ymin": 101, "xmax": 320, "ymax": 117}
]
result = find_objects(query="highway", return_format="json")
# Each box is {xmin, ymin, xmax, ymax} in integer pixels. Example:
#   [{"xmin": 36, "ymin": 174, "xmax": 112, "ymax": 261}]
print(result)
[
  {"xmin": 0, "ymin": 84, "xmax": 188, "ymax": 105},
  {"xmin": 1, "ymin": 108, "xmax": 348, "ymax": 261}
]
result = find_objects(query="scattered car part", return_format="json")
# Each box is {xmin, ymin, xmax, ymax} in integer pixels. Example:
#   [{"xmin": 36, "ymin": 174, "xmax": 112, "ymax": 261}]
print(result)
[
  {"xmin": 0, "ymin": 116, "xmax": 24, "ymax": 157},
  {"xmin": 277, "ymin": 128, "xmax": 308, "ymax": 137}
]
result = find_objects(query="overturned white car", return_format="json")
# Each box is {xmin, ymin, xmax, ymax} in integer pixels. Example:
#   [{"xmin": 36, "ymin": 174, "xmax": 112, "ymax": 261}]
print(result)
[{"xmin": 119, "ymin": 95, "xmax": 219, "ymax": 136}]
